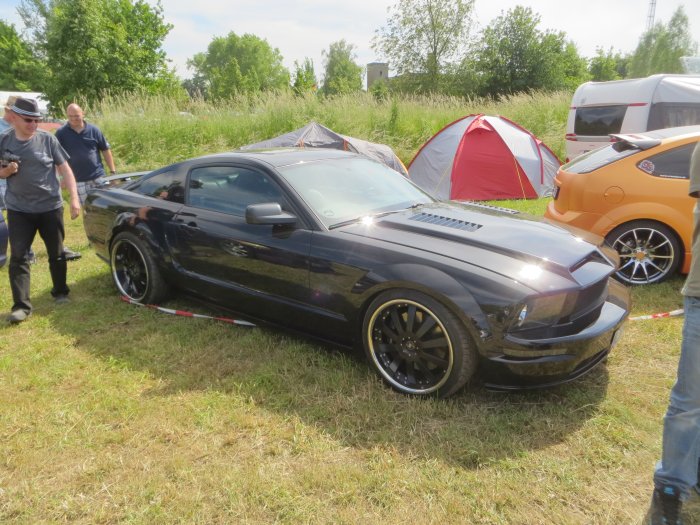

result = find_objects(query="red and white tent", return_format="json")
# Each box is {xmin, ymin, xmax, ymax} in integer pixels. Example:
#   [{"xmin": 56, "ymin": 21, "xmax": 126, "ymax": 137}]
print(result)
[{"xmin": 408, "ymin": 114, "xmax": 561, "ymax": 201}]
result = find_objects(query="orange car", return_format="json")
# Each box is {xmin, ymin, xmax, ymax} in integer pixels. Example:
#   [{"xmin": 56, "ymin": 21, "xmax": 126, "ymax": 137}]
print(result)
[{"xmin": 546, "ymin": 125, "xmax": 700, "ymax": 285}]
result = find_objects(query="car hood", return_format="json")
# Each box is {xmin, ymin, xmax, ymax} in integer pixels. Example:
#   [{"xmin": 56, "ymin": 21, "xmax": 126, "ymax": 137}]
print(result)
[{"xmin": 339, "ymin": 201, "xmax": 613, "ymax": 290}]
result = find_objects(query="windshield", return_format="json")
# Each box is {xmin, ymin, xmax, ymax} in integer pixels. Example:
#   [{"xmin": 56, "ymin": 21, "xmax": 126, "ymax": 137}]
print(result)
[{"xmin": 278, "ymin": 156, "xmax": 434, "ymax": 228}]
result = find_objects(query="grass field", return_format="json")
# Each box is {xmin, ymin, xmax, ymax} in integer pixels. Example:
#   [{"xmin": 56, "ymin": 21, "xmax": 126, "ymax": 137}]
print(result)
[
  {"xmin": 0, "ymin": 201, "xmax": 698, "ymax": 524},
  {"xmin": 1, "ymin": 94, "xmax": 699, "ymax": 523}
]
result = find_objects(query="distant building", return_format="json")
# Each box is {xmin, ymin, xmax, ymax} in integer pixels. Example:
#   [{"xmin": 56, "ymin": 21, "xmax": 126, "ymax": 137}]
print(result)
[
  {"xmin": 681, "ymin": 57, "xmax": 700, "ymax": 74},
  {"xmin": 367, "ymin": 62, "xmax": 389, "ymax": 90}
]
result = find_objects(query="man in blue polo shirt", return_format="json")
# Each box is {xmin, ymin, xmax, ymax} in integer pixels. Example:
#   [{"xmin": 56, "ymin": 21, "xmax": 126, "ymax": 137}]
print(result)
[
  {"xmin": 56, "ymin": 103, "xmax": 116, "ymax": 262},
  {"xmin": 55, "ymin": 103, "xmax": 117, "ymax": 205}
]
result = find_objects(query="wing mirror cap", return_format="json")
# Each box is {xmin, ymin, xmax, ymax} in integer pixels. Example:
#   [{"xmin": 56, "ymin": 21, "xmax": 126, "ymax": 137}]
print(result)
[{"xmin": 245, "ymin": 203, "xmax": 297, "ymax": 225}]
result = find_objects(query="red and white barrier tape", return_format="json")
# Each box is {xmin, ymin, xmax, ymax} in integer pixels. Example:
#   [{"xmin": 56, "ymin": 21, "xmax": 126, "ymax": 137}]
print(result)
[
  {"xmin": 120, "ymin": 296, "xmax": 256, "ymax": 327},
  {"xmin": 120, "ymin": 294, "xmax": 682, "ymax": 326},
  {"xmin": 629, "ymin": 309, "xmax": 684, "ymax": 322}
]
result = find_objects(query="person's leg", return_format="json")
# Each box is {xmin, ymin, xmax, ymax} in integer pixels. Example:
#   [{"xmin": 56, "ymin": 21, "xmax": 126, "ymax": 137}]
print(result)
[
  {"xmin": 654, "ymin": 295, "xmax": 700, "ymax": 497},
  {"xmin": 7, "ymin": 210, "xmax": 37, "ymax": 314},
  {"xmin": 37, "ymin": 207, "xmax": 69, "ymax": 299}
]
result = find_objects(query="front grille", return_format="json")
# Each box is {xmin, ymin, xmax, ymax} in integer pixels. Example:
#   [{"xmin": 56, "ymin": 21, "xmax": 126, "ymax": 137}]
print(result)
[{"xmin": 409, "ymin": 212, "xmax": 483, "ymax": 232}]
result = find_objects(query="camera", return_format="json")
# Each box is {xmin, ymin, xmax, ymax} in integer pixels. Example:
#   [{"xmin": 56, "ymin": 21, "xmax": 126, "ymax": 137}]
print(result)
[{"xmin": 0, "ymin": 152, "xmax": 20, "ymax": 171}]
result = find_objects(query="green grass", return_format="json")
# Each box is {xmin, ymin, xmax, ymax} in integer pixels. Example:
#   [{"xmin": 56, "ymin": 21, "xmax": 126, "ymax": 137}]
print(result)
[
  {"xmin": 1, "ymin": 206, "xmax": 698, "ymax": 524},
  {"xmin": 1, "ymin": 94, "xmax": 699, "ymax": 523}
]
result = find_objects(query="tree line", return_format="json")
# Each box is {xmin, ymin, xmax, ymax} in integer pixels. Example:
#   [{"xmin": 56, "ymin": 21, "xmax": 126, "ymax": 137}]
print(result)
[{"xmin": 1, "ymin": 0, "xmax": 698, "ymax": 111}]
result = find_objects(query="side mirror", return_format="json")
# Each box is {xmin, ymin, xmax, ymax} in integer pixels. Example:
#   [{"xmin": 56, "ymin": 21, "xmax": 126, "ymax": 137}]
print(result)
[{"xmin": 245, "ymin": 202, "xmax": 297, "ymax": 225}]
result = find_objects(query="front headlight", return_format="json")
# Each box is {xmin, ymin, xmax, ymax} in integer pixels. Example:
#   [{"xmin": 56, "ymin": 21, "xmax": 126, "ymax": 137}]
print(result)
[{"xmin": 513, "ymin": 293, "xmax": 569, "ymax": 331}]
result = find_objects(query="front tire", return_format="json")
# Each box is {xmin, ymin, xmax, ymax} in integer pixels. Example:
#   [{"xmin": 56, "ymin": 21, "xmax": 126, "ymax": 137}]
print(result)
[
  {"xmin": 606, "ymin": 220, "xmax": 681, "ymax": 285},
  {"xmin": 110, "ymin": 231, "xmax": 168, "ymax": 303},
  {"xmin": 362, "ymin": 289, "xmax": 478, "ymax": 398}
]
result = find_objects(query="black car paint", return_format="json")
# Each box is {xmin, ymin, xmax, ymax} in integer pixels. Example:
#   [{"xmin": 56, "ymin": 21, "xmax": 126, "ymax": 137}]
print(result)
[{"xmin": 83, "ymin": 149, "xmax": 630, "ymax": 392}]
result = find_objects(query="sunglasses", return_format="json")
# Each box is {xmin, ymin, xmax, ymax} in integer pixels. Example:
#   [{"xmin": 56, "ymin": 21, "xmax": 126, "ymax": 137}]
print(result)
[{"xmin": 21, "ymin": 117, "xmax": 40, "ymax": 124}]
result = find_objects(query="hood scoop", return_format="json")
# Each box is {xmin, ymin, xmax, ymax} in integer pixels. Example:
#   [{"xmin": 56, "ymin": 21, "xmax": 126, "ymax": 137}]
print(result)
[{"xmin": 409, "ymin": 212, "xmax": 483, "ymax": 232}]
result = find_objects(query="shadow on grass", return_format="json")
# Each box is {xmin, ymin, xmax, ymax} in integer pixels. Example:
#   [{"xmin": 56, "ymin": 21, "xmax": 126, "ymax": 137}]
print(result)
[{"xmin": 45, "ymin": 272, "xmax": 610, "ymax": 470}]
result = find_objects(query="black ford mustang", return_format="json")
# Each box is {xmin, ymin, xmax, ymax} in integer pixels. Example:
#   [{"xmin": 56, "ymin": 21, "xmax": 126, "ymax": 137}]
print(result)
[{"xmin": 83, "ymin": 148, "xmax": 629, "ymax": 397}]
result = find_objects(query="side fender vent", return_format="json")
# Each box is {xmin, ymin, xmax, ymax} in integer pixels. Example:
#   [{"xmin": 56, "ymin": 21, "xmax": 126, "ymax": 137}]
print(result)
[{"xmin": 410, "ymin": 212, "xmax": 483, "ymax": 232}]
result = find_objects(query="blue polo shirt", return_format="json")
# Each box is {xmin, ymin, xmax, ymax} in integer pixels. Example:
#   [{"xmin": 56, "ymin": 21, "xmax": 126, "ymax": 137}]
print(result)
[{"xmin": 55, "ymin": 121, "xmax": 110, "ymax": 182}]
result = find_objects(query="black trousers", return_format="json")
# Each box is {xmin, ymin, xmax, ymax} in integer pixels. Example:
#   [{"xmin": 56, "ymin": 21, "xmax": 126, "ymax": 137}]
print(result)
[{"xmin": 7, "ymin": 207, "xmax": 68, "ymax": 313}]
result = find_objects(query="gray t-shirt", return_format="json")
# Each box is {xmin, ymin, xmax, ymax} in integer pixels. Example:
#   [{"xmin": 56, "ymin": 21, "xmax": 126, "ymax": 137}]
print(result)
[
  {"xmin": 682, "ymin": 142, "xmax": 700, "ymax": 297},
  {"xmin": 0, "ymin": 129, "xmax": 68, "ymax": 213}
]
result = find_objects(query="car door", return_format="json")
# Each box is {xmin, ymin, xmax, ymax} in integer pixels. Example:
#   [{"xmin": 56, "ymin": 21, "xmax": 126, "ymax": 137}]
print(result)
[{"xmin": 170, "ymin": 163, "xmax": 313, "ymax": 321}]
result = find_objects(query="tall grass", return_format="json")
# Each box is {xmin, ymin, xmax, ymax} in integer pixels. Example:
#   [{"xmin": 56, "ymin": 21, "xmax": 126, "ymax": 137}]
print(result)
[{"xmin": 91, "ymin": 90, "xmax": 571, "ymax": 172}]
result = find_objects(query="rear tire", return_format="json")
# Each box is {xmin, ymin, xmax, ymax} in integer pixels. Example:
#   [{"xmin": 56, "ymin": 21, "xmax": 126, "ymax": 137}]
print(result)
[
  {"xmin": 110, "ymin": 231, "xmax": 168, "ymax": 303},
  {"xmin": 362, "ymin": 289, "xmax": 478, "ymax": 398},
  {"xmin": 606, "ymin": 220, "xmax": 681, "ymax": 285}
]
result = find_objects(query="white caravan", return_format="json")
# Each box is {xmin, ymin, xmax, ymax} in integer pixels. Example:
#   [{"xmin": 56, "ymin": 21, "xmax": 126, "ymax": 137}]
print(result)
[{"xmin": 565, "ymin": 74, "xmax": 700, "ymax": 161}]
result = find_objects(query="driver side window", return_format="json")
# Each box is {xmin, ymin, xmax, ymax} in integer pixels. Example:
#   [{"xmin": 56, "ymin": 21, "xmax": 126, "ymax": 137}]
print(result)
[{"xmin": 187, "ymin": 166, "xmax": 286, "ymax": 216}]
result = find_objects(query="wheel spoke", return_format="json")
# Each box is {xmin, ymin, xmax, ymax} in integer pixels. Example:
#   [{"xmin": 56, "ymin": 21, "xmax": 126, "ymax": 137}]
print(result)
[
  {"xmin": 389, "ymin": 307, "xmax": 405, "ymax": 338},
  {"xmin": 420, "ymin": 336, "xmax": 448, "ymax": 350},
  {"xmin": 418, "ymin": 350, "xmax": 449, "ymax": 368},
  {"xmin": 414, "ymin": 315, "xmax": 436, "ymax": 339},
  {"xmin": 405, "ymin": 304, "xmax": 417, "ymax": 333}
]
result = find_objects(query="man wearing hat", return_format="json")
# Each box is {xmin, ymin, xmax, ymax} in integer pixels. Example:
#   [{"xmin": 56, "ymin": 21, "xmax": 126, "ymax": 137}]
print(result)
[{"xmin": 0, "ymin": 97, "xmax": 81, "ymax": 324}]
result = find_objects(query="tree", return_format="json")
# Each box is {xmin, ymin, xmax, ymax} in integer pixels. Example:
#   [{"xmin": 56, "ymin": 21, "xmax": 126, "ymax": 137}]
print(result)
[
  {"xmin": 18, "ymin": 0, "xmax": 179, "ymax": 108},
  {"xmin": 471, "ymin": 6, "xmax": 588, "ymax": 98},
  {"xmin": 292, "ymin": 58, "xmax": 317, "ymax": 96},
  {"xmin": 589, "ymin": 47, "xmax": 629, "ymax": 81},
  {"xmin": 628, "ymin": 6, "xmax": 698, "ymax": 77},
  {"xmin": 373, "ymin": 0, "xmax": 474, "ymax": 93},
  {"xmin": 321, "ymin": 40, "xmax": 363, "ymax": 96},
  {"xmin": 0, "ymin": 19, "xmax": 45, "ymax": 90},
  {"xmin": 186, "ymin": 32, "xmax": 289, "ymax": 99}
]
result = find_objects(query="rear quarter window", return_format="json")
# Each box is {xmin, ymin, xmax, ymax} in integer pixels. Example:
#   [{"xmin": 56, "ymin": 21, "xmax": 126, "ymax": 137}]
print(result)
[
  {"xmin": 574, "ymin": 105, "xmax": 628, "ymax": 136},
  {"xmin": 637, "ymin": 142, "xmax": 698, "ymax": 179},
  {"xmin": 130, "ymin": 169, "xmax": 186, "ymax": 203}
]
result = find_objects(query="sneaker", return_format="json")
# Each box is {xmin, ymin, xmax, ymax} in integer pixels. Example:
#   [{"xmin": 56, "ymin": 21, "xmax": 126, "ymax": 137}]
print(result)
[
  {"xmin": 28, "ymin": 250, "xmax": 37, "ymax": 265},
  {"xmin": 8, "ymin": 309, "xmax": 29, "ymax": 324},
  {"xmin": 649, "ymin": 485, "xmax": 683, "ymax": 525},
  {"xmin": 54, "ymin": 295, "xmax": 70, "ymax": 305},
  {"xmin": 63, "ymin": 247, "xmax": 81, "ymax": 261}
]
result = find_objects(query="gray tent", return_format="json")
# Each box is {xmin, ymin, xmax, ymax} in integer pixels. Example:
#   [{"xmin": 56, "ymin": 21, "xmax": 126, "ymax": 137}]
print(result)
[{"xmin": 241, "ymin": 121, "xmax": 408, "ymax": 176}]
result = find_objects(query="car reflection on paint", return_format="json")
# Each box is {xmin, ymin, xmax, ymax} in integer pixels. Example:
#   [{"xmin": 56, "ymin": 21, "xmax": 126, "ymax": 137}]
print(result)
[{"xmin": 83, "ymin": 148, "xmax": 629, "ymax": 398}]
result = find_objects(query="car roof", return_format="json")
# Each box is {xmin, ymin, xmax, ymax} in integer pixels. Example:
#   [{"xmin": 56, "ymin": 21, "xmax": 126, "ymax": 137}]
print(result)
[{"xmin": 195, "ymin": 147, "xmax": 359, "ymax": 168}]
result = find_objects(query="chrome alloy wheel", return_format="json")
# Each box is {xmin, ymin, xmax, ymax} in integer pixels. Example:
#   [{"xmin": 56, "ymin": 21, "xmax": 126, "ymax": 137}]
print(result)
[
  {"xmin": 366, "ymin": 298, "xmax": 454, "ymax": 395},
  {"xmin": 111, "ymin": 237, "xmax": 151, "ymax": 302},
  {"xmin": 608, "ymin": 222, "xmax": 680, "ymax": 285}
]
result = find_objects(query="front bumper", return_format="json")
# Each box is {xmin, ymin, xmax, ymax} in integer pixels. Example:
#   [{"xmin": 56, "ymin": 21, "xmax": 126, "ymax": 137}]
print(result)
[
  {"xmin": 544, "ymin": 202, "xmax": 612, "ymax": 237},
  {"xmin": 481, "ymin": 280, "xmax": 629, "ymax": 390}
]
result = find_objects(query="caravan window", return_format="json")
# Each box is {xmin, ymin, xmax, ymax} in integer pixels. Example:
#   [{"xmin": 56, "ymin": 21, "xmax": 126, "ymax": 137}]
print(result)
[
  {"xmin": 647, "ymin": 103, "xmax": 700, "ymax": 131},
  {"xmin": 574, "ymin": 105, "xmax": 627, "ymax": 136}
]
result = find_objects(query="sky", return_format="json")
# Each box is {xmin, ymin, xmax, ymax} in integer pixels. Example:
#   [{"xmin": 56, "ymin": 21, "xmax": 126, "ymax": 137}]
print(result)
[{"xmin": 2, "ymin": 0, "xmax": 700, "ymax": 83}]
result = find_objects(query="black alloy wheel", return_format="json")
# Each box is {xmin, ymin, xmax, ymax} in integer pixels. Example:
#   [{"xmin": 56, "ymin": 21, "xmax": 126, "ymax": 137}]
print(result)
[
  {"xmin": 363, "ymin": 289, "xmax": 477, "ymax": 397},
  {"xmin": 606, "ymin": 220, "xmax": 681, "ymax": 285},
  {"xmin": 110, "ymin": 231, "xmax": 167, "ymax": 303}
]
